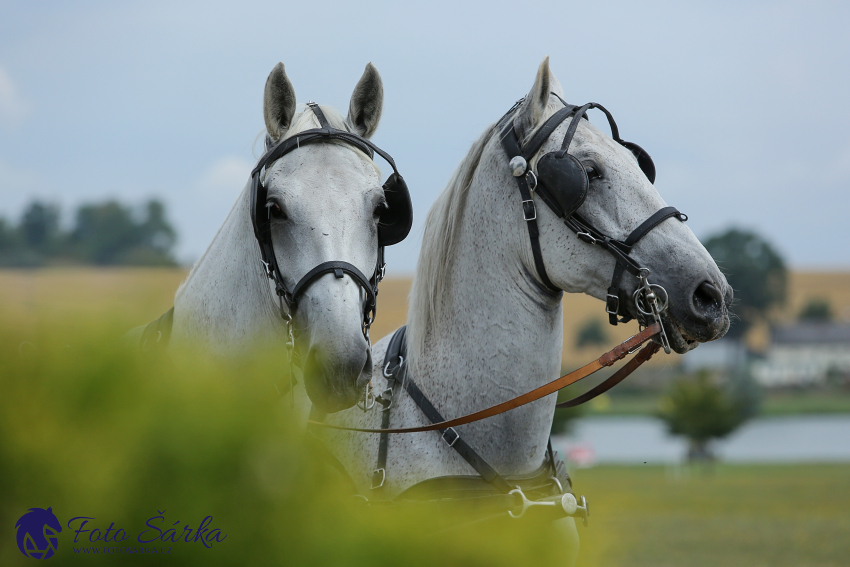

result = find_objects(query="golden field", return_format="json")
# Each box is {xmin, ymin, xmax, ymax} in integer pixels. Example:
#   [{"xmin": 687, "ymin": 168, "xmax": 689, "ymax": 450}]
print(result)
[{"xmin": 1, "ymin": 268, "xmax": 848, "ymax": 366}]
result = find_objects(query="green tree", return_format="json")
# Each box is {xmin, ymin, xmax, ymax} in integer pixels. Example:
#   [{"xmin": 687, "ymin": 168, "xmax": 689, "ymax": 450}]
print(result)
[
  {"xmin": 656, "ymin": 371, "xmax": 750, "ymax": 462},
  {"xmin": 70, "ymin": 199, "xmax": 177, "ymax": 265},
  {"xmin": 798, "ymin": 298, "xmax": 832, "ymax": 322},
  {"xmin": 575, "ymin": 318, "xmax": 608, "ymax": 348},
  {"xmin": 20, "ymin": 200, "xmax": 61, "ymax": 256},
  {"xmin": 0, "ymin": 217, "xmax": 26, "ymax": 266},
  {"xmin": 703, "ymin": 228, "xmax": 787, "ymax": 338}
]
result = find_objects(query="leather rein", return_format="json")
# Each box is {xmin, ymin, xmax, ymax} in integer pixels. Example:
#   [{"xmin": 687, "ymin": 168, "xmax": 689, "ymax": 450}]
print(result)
[{"xmin": 308, "ymin": 322, "xmax": 662, "ymax": 434}]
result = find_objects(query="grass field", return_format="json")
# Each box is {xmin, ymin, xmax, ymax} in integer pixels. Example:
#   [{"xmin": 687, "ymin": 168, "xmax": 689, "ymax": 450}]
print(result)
[
  {"xmin": 567, "ymin": 389, "xmax": 850, "ymax": 417},
  {"xmin": 573, "ymin": 463, "xmax": 850, "ymax": 567}
]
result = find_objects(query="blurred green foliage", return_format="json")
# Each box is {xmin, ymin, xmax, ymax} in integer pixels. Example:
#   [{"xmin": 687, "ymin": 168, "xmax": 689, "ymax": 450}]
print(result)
[
  {"xmin": 0, "ymin": 199, "xmax": 176, "ymax": 267},
  {"xmin": 656, "ymin": 371, "xmax": 752, "ymax": 461},
  {"xmin": 575, "ymin": 318, "xmax": 609, "ymax": 349},
  {"xmin": 703, "ymin": 228, "xmax": 787, "ymax": 338},
  {"xmin": 0, "ymin": 314, "xmax": 573, "ymax": 566},
  {"xmin": 798, "ymin": 298, "xmax": 833, "ymax": 322}
]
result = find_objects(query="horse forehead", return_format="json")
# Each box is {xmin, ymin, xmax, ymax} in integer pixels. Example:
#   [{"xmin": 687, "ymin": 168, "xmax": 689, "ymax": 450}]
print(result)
[{"xmin": 270, "ymin": 143, "xmax": 380, "ymax": 193}]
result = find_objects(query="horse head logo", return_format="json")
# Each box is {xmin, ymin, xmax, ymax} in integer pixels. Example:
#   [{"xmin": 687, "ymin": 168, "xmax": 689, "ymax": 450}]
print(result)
[{"xmin": 15, "ymin": 507, "xmax": 62, "ymax": 559}]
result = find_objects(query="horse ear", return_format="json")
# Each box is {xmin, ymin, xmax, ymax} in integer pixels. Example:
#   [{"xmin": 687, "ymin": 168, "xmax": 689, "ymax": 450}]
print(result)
[
  {"xmin": 263, "ymin": 62, "xmax": 297, "ymax": 142},
  {"xmin": 347, "ymin": 63, "xmax": 383, "ymax": 139},
  {"xmin": 526, "ymin": 56, "xmax": 552, "ymax": 126}
]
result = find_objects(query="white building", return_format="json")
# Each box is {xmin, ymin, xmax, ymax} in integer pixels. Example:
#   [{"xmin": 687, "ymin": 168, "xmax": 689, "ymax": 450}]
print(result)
[{"xmin": 752, "ymin": 323, "xmax": 850, "ymax": 387}]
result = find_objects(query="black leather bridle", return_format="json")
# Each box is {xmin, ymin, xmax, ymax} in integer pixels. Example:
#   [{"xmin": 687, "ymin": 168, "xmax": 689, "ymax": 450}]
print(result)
[
  {"xmin": 499, "ymin": 94, "xmax": 687, "ymax": 352},
  {"xmin": 249, "ymin": 103, "xmax": 412, "ymax": 342}
]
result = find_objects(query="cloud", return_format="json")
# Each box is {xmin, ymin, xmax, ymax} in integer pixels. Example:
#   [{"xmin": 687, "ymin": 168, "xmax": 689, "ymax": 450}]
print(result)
[
  {"xmin": 196, "ymin": 156, "xmax": 253, "ymax": 199},
  {"xmin": 167, "ymin": 155, "xmax": 254, "ymax": 262},
  {"xmin": 0, "ymin": 66, "xmax": 31, "ymax": 125}
]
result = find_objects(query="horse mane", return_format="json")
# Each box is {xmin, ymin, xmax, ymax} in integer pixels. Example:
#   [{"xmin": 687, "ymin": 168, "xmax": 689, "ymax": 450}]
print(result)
[{"xmin": 406, "ymin": 98, "xmax": 563, "ymax": 378}]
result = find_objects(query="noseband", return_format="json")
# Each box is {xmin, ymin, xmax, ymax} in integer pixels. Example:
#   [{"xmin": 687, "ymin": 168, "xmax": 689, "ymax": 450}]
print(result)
[{"xmin": 250, "ymin": 103, "xmax": 412, "ymax": 343}]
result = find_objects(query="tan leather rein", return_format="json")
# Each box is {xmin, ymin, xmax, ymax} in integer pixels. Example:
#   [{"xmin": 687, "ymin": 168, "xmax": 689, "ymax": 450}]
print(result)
[{"xmin": 308, "ymin": 322, "xmax": 662, "ymax": 434}]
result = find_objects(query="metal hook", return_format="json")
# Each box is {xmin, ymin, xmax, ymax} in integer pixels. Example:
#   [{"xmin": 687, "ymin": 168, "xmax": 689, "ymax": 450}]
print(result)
[{"xmin": 357, "ymin": 382, "xmax": 376, "ymax": 412}]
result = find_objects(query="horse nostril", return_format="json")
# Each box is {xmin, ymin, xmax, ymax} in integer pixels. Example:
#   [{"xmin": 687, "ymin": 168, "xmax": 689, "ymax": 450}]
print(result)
[{"xmin": 693, "ymin": 281, "xmax": 723, "ymax": 316}]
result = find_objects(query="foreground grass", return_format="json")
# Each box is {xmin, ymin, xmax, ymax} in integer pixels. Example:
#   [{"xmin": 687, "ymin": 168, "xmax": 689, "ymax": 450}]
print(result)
[{"xmin": 572, "ymin": 463, "xmax": 850, "ymax": 567}]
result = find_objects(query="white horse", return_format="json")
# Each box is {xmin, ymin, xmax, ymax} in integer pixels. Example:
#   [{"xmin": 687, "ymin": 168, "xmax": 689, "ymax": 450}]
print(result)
[
  {"xmin": 319, "ymin": 58, "xmax": 732, "ymax": 561},
  {"xmin": 143, "ymin": 62, "xmax": 396, "ymax": 413}
]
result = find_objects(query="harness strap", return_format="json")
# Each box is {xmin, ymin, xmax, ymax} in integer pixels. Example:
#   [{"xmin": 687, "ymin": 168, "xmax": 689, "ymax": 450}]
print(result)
[
  {"xmin": 291, "ymin": 260, "xmax": 377, "ymax": 319},
  {"xmin": 251, "ymin": 102, "xmax": 395, "ymax": 338},
  {"xmin": 499, "ymin": 96, "xmax": 682, "ymax": 327},
  {"xmin": 605, "ymin": 206, "xmax": 687, "ymax": 325},
  {"xmin": 371, "ymin": 327, "xmax": 406, "ymax": 489},
  {"xmin": 372, "ymin": 327, "xmax": 514, "ymax": 493},
  {"xmin": 309, "ymin": 322, "xmax": 661, "ymax": 434},
  {"xmin": 404, "ymin": 375, "xmax": 515, "ymax": 493},
  {"xmin": 499, "ymin": 123, "xmax": 560, "ymax": 294}
]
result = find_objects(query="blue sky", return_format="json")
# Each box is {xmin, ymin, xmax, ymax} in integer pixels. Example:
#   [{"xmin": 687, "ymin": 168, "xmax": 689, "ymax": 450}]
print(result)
[{"xmin": 1, "ymin": 0, "xmax": 848, "ymax": 272}]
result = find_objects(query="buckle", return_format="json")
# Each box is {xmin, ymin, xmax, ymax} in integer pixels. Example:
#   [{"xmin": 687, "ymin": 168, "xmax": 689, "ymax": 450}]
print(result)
[
  {"xmin": 383, "ymin": 355, "xmax": 403, "ymax": 378},
  {"xmin": 524, "ymin": 170, "xmax": 538, "ymax": 191},
  {"xmin": 378, "ymin": 388, "xmax": 394, "ymax": 411},
  {"xmin": 605, "ymin": 293, "xmax": 620, "ymax": 315},
  {"xmin": 261, "ymin": 259, "xmax": 274, "ymax": 279},
  {"xmin": 370, "ymin": 468, "xmax": 385, "ymax": 489},
  {"xmin": 577, "ymin": 232, "xmax": 598, "ymax": 245},
  {"xmin": 441, "ymin": 427, "xmax": 459, "ymax": 447},
  {"xmin": 521, "ymin": 199, "xmax": 537, "ymax": 221}
]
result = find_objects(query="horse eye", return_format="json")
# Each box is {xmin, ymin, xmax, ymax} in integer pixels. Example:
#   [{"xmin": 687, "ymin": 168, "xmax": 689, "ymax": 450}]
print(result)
[
  {"xmin": 267, "ymin": 202, "xmax": 286, "ymax": 220},
  {"xmin": 585, "ymin": 165, "xmax": 601, "ymax": 180},
  {"xmin": 374, "ymin": 201, "xmax": 388, "ymax": 218}
]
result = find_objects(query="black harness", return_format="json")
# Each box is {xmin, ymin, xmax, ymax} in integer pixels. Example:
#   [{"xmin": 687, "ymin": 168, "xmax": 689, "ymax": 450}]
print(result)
[
  {"xmin": 250, "ymin": 103, "xmax": 412, "ymax": 341},
  {"xmin": 498, "ymin": 94, "xmax": 687, "ymax": 350},
  {"xmin": 362, "ymin": 325, "xmax": 586, "ymax": 525},
  {"xmin": 351, "ymin": 96, "xmax": 688, "ymax": 521}
]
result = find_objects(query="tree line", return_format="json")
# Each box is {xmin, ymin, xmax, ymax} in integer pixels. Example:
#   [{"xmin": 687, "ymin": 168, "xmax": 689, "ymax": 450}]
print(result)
[{"xmin": 0, "ymin": 199, "xmax": 177, "ymax": 267}]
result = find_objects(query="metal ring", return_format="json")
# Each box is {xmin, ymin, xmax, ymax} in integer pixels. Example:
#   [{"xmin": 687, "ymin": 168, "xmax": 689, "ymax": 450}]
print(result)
[
  {"xmin": 549, "ymin": 476, "xmax": 564, "ymax": 495},
  {"xmin": 634, "ymin": 283, "xmax": 669, "ymax": 316},
  {"xmin": 508, "ymin": 487, "xmax": 530, "ymax": 518},
  {"xmin": 649, "ymin": 284, "xmax": 669, "ymax": 312}
]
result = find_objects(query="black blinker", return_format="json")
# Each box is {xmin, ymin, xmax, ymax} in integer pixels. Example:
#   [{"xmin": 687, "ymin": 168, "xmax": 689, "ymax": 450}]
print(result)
[
  {"xmin": 620, "ymin": 141, "xmax": 656, "ymax": 184},
  {"xmin": 536, "ymin": 152, "xmax": 589, "ymax": 218},
  {"xmin": 378, "ymin": 173, "xmax": 413, "ymax": 247}
]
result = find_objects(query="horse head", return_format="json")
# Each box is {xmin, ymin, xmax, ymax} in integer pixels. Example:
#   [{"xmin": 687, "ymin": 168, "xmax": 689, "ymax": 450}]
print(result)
[
  {"xmin": 506, "ymin": 58, "xmax": 731, "ymax": 352},
  {"xmin": 259, "ymin": 63, "xmax": 407, "ymax": 412}
]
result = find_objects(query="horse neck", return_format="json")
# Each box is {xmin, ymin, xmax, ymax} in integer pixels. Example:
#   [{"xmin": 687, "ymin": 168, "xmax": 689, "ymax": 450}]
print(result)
[
  {"xmin": 174, "ymin": 181, "xmax": 284, "ymax": 353},
  {"xmin": 407, "ymin": 141, "xmax": 566, "ymax": 475}
]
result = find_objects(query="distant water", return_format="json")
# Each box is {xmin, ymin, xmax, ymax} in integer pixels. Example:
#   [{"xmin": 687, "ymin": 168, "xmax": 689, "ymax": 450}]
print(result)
[{"xmin": 552, "ymin": 415, "xmax": 850, "ymax": 464}]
